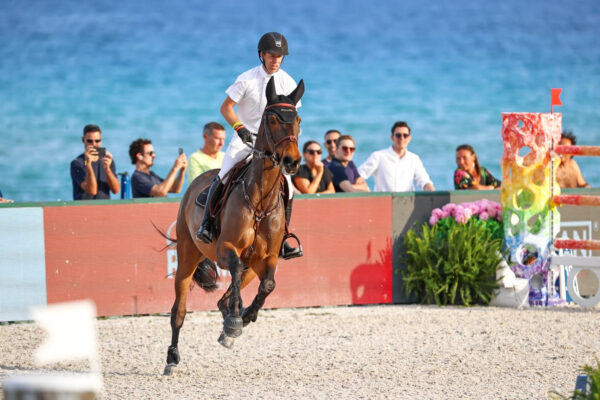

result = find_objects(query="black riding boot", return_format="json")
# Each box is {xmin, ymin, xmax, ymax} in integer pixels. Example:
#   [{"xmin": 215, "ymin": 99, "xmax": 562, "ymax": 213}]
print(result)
[
  {"xmin": 279, "ymin": 198, "xmax": 303, "ymax": 260},
  {"xmin": 196, "ymin": 177, "xmax": 221, "ymax": 244}
]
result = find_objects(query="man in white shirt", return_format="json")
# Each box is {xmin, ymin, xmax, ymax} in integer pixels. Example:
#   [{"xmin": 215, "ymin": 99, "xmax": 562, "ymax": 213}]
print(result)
[
  {"xmin": 196, "ymin": 32, "xmax": 303, "ymax": 259},
  {"xmin": 358, "ymin": 121, "xmax": 435, "ymax": 192},
  {"xmin": 187, "ymin": 122, "xmax": 226, "ymax": 182}
]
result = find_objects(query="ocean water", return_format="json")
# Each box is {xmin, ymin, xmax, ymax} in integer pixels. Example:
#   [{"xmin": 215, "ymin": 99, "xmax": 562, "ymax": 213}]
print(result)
[{"xmin": 1, "ymin": 0, "xmax": 599, "ymax": 202}]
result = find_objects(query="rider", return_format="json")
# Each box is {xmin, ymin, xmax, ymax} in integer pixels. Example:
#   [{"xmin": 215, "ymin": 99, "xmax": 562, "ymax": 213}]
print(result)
[{"xmin": 196, "ymin": 32, "xmax": 303, "ymax": 260}]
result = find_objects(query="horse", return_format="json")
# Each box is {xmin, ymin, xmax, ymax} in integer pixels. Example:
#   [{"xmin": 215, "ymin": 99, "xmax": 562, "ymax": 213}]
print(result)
[{"xmin": 163, "ymin": 77, "xmax": 304, "ymax": 376}]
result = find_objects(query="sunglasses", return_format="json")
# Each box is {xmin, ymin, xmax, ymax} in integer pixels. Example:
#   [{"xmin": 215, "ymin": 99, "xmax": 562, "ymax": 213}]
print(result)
[
  {"xmin": 394, "ymin": 133, "xmax": 410, "ymax": 139},
  {"xmin": 85, "ymin": 139, "xmax": 102, "ymax": 144},
  {"xmin": 325, "ymin": 139, "xmax": 338, "ymax": 145},
  {"xmin": 306, "ymin": 149, "xmax": 322, "ymax": 155},
  {"xmin": 144, "ymin": 151, "xmax": 155, "ymax": 156},
  {"xmin": 341, "ymin": 146, "xmax": 355, "ymax": 153}
]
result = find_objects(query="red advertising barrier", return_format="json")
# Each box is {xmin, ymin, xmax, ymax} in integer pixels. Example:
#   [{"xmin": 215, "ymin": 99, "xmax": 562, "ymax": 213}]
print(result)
[{"xmin": 43, "ymin": 196, "xmax": 393, "ymax": 317}]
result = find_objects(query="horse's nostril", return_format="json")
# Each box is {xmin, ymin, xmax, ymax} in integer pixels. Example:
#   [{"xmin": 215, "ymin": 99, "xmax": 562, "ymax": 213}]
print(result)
[{"xmin": 283, "ymin": 156, "xmax": 294, "ymax": 166}]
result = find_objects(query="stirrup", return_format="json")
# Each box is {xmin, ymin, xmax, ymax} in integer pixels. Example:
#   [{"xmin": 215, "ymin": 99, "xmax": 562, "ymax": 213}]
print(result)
[{"xmin": 279, "ymin": 233, "xmax": 303, "ymax": 260}]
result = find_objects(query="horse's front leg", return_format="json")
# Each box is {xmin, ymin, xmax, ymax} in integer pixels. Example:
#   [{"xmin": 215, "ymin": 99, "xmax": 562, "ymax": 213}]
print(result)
[
  {"xmin": 217, "ymin": 267, "xmax": 257, "ymax": 319},
  {"xmin": 242, "ymin": 256, "xmax": 277, "ymax": 326},
  {"xmin": 217, "ymin": 244, "xmax": 245, "ymax": 346}
]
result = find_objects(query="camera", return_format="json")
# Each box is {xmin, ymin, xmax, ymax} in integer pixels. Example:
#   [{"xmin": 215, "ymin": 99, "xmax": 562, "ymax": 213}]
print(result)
[
  {"xmin": 178, "ymin": 147, "xmax": 183, "ymax": 155},
  {"xmin": 96, "ymin": 147, "xmax": 106, "ymax": 158}
]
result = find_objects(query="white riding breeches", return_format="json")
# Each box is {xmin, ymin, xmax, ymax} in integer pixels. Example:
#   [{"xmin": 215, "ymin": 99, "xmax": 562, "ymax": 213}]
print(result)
[{"xmin": 218, "ymin": 135, "xmax": 294, "ymax": 200}]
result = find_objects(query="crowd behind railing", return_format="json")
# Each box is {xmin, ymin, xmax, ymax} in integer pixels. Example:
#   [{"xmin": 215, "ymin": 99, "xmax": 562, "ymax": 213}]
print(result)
[{"xmin": 0, "ymin": 123, "xmax": 589, "ymax": 204}]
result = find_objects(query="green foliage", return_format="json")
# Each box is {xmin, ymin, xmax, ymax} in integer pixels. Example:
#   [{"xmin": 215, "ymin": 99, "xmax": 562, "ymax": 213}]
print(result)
[
  {"xmin": 550, "ymin": 357, "xmax": 600, "ymax": 400},
  {"xmin": 402, "ymin": 218, "xmax": 503, "ymax": 306}
]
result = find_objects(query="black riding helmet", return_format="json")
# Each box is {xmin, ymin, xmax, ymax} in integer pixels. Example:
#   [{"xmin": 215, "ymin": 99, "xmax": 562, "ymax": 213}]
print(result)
[{"xmin": 257, "ymin": 32, "xmax": 289, "ymax": 61}]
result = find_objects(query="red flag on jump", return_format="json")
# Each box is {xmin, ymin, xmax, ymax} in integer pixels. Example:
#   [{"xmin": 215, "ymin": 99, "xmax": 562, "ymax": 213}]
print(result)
[{"xmin": 551, "ymin": 88, "xmax": 562, "ymax": 113}]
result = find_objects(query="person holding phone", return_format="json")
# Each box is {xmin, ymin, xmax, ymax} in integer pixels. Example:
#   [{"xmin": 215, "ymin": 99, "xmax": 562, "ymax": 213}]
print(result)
[
  {"xmin": 129, "ymin": 138, "xmax": 187, "ymax": 198},
  {"xmin": 70, "ymin": 124, "xmax": 120, "ymax": 200}
]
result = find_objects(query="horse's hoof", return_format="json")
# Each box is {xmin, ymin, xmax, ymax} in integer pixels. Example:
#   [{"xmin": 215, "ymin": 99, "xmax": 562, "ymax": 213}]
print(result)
[
  {"xmin": 163, "ymin": 363, "xmax": 177, "ymax": 376},
  {"xmin": 223, "ymin": 315, "xmax": 243, "ymax": 338},
  {"xmin": 218, "ymin": 331, "xmax": 235, "ymax": 349}
]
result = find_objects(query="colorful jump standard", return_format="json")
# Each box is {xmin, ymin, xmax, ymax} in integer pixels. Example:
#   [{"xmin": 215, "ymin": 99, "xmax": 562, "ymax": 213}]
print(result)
[
  {"xmin": 501, "ymin": 89, "xmax": 600, "ymax": 306},
  {"xmin": 501, "ymin": 111, "xmax": 562, "ymax": 306}
]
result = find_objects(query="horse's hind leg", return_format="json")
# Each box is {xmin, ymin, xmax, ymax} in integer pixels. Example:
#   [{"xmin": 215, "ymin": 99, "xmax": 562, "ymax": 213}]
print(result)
[
  {"xmin": 164, "ymin": 236, "xmax": 202, "ymax": 376},
  {"xmin": 242, "ymin": 257, "xmax": 276, "ymax": 327}
]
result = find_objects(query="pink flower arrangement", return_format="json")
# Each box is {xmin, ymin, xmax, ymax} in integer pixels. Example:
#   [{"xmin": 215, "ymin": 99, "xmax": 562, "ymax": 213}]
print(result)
[{"xmin": 429, "ymin": 199, "xmax": 502, "ymax": 226}]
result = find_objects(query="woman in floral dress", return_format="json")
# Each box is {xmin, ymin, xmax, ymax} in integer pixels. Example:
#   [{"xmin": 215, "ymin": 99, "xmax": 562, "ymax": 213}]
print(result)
[{"xmin": 454, "ymin": 144, "xmax": 501, "ymax": 190}]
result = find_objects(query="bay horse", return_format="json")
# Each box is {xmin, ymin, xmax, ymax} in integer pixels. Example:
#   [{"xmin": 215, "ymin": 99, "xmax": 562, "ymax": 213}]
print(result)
[{"xmin": 163, "ymin": 77, "xmax": 304, "ymax": 376}]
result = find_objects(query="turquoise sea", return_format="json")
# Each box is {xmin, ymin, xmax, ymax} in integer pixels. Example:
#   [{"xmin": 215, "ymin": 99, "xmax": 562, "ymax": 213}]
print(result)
[{"xmin": 1, "ymin": 0, "xmax": 599, "ymax": 202}]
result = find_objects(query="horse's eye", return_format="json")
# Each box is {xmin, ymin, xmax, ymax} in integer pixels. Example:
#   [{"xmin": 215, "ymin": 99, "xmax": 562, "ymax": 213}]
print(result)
[{"xmin": 269, "ymin": 116, "xmax": 277, "ymax": 125}]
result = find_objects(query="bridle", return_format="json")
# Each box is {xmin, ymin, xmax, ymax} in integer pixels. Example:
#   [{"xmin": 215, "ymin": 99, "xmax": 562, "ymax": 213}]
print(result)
[
  {"xmin": 239, "ymin": 102, "xmax": 300, "ymax": 257},
  {"xmin": 250, "ymin": 102, "xmax": 298, "ymax": 167}
]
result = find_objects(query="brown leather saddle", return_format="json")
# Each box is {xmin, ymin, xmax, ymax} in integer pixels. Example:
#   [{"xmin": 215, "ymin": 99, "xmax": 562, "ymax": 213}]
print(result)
[{"xmin": 195, "ymin": 160, "xmax": 290, "ymax": 238}]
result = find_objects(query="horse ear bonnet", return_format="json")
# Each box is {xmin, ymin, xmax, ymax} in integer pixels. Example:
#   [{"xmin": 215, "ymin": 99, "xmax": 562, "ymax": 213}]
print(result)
[
  {"xmin": 265, "ymin": 77, "xmax": 304, "ymax": 123},
  {"xmin": 287, "ymin": 79, "xmax": 304, "ymax": 105},
  {"xmin": 269, "ymin": 106, "xmax": 297, "ymax": 123}
]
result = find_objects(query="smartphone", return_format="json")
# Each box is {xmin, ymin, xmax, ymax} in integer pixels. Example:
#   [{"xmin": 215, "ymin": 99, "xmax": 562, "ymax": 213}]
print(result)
[
  {"xmin": 97, "ymin": 147, "xmax": 106, "ymax": 158},
  {"xmin": 178, "ymin": 147, "xmax": 183, "ymax": 155}
]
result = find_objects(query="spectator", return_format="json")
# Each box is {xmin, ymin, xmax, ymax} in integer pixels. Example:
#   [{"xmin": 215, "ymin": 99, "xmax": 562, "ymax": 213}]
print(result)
[
  {"xmin": 0, "ymin": 189, "xmax": 13, "ymax": 203},
  {"xmin": 70, "ymin": 124, "xmax": 120, "ymax": 200},
  {"xmin": 358, "ymin": 121, "xmax": 434, "ymax": 192},
  {"xmin": 293, "ymin": 141, "xmax": 335, "ymax": 194},
  {"xmin": 556, "ymin": 131, "xmax": 590, "ymax": 188},
  {"xmin": 322, "ymin": 129, "xmax": 341, "ymax": 167},
  {"xmin": 187, "ymin": 122, "xmax": 226, "ymax": 182},
  {"xmin": 129, "ymin": 138, "xmax": 187, "ymax": 198},
  {"xmin": 329, "ymin": 135, "xmax": 370, "ymax": 192},
  {"xmin": 454, "ymin": 144, "xmax": 501, "ymax": 190}
]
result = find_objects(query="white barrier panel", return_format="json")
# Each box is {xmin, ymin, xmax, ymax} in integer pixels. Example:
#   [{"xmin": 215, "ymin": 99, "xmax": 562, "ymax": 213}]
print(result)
[
  {"xmin": 551, "ymin": 256, "xmax": 600, "ymax": 307},
  {"xmin": 0, "ymin": 207, "xmax": 47, "ymax": 321}
]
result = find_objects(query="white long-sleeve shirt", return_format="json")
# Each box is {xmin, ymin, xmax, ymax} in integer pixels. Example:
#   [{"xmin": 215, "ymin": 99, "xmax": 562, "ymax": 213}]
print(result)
[{"xmin": 358, "ymin": 147, "xmax": 432, "ymax": 192}]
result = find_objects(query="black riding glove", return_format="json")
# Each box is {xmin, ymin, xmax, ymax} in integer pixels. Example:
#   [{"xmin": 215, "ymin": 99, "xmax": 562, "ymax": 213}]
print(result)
[{"xmin": 236, "ymin": 127, "xmax": 253, "ymax": 144}]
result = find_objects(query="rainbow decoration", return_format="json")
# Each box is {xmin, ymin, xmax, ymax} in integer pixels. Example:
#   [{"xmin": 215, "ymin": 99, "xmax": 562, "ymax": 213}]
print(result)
[{"xmin": 501, "ymin": 112, "xmax": 562, "ymax": 305}]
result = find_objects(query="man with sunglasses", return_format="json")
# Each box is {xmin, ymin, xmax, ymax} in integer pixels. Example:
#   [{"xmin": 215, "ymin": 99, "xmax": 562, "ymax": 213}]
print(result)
[
  {"xmin": 129, "ymin": 138, "xmax": 187, "ymax": 198},
  {"xmin": 358, "ymin": 121, "xmax": 434, "ymax": 192},
  {"xmin": 195, "ymin": 32, "xmax": 303, "ymax": 260},
  {"xmin": 70, "ymin": 124, "xmax": 120, "ymax": 200},
  {"xmin": 322, "ymin": 129, "xmax": 341, "ymax": 167},
  {"xmin": 329, "ymin": 135, "xmax": 370, "ymax": 192}
]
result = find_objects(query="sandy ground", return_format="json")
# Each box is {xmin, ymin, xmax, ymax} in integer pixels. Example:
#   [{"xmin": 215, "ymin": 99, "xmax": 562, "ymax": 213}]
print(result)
[{"xmin": 1, "ymin": 304, "xmax": 599, "ymax": 399}]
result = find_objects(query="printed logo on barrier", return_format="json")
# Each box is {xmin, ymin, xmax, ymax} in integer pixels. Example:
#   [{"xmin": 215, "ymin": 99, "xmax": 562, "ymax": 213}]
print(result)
[
  {"xmin": 165, "ymin": 220, "xmax": 231, "ymax": 288},
  {"xmin": 166, "ymin": 220, "xmax": 177, "ymax": 279}
]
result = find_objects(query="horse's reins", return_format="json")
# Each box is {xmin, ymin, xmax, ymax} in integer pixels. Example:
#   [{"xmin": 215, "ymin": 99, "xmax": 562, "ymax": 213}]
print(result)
[{"xmin": 242, "ymin": 102, "xmax": 298, "ymax": 258}]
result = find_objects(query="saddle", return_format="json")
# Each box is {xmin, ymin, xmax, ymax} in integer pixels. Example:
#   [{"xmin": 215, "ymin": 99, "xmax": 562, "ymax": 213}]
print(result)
[{"xmin": 195, "ymin": 160, "xmax": 290, "ymax": 239}]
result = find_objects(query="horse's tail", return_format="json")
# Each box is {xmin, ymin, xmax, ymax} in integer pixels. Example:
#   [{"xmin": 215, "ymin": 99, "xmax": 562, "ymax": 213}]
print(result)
[
  {"xmin": 152, "ymin": 221, "xmax": 177, "ymax": 251},
  {"xmin": 152, "ymin": 221, "xmax": 219, "ymax": 292},
  {"xmin": 192, "ymin": 258, "xmax": 219, "ymax": 292}
]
